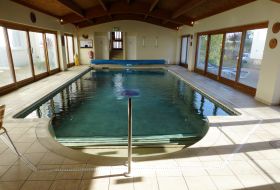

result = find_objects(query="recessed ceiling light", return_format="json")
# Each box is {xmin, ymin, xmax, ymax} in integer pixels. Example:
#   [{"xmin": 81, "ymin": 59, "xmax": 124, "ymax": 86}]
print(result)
[{"xmin": 60, "ymin": 19, "xmax": 64, "ymax": 23}]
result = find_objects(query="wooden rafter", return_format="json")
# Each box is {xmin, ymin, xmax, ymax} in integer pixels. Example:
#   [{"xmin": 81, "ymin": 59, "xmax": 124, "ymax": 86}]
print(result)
[
  {"xmin": 172, "ymin": 0, "xmax": 206, "ymax": 19},
  {"xmin": 97, "ymin": 0, "xmax": 108, "ymax": 11},
  {"xmin": 57, "ymin": 0, "xmax": 85, "ymax": 17},
  {"xmin": 78, "ymin": 14, "xmax": 178, "ymax": 30},
  {"xmin": 194, "ymin": 0, "xmax": 256, "ymax": 21},
  {"xmin": 62, "ymin": 2, "xmax": 192, "ymax": 26},
  {"xmin": 145, "ymin": 0, "xmax": 160, "ymax": 19},
  {"xmin": 10, "ymin": 0, "xmax": 59, "ymax": 19}
]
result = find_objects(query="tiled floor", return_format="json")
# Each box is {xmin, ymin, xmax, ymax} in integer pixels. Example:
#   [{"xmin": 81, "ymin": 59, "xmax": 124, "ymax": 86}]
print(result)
[{"xmin": 0, "ymin": 65, "xmax": 280, "ymax": 189}]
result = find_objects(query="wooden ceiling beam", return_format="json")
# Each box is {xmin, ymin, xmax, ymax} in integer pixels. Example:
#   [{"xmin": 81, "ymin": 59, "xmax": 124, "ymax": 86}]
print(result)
[
  {"xmin": 194, "ymin": 0, "xmax": 256, "ymax": 21},
  {"xmin": 10, "ymin": 0, "xmax": 60, "ymax": 19},
  {"xmin": 57, "ymin": 0, "xmax": 85, "ymax": 17},
  {"xmin": 145, "ymin": 0, "xmax": 160, "ymax": 19},
  {"xmin": 62, "ymin": 2, "xmax": 192, "ymax": 26},
  {"xmin": 149, "ymin": 0, "xmax": 160, "ymax": 12},
  {"xmin": 97, "ymin": 0, "xmax": 108, "ymax": 11},
  {"xmin": 172, "ymin": 0, "xmax": 206, "ymax": 19},
  {"xmin": 77, "ymin": 14, "xmax": 178, "ymax": 30}
]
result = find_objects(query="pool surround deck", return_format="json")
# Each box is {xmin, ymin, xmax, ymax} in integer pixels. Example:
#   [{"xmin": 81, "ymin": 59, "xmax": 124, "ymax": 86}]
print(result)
[{"xmin": 0, "ymin": 65, "xmax": 280, "ymax": 189}]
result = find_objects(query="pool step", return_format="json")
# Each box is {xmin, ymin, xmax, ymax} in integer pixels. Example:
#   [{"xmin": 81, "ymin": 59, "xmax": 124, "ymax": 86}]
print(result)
[{"xmin": 57, "ymin": 134, "xmax": 202, "ymax": 147}]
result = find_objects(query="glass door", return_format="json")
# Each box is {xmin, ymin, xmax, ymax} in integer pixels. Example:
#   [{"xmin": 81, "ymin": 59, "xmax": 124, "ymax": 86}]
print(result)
[
  {"xmin": 220, "ymin": 32, "xmax": 242, "ymax": 81},
  {"xmin": 46, "ymin": 33, "xmax": 59, "ymax": 71},
  {"xmin": 7, "ymin": 29, "xmax": 33, "ymax": 81},
  {"xmin": 180, "ymin": 36, "xmax": 189, "ymax": 67},
  {"xmin": 195, "ymin": 35, "xmax": 208, "ymax": 72},
  {"xmin": 0, "ymin": 26, "xmax": 14, "ymax": 87},
  {"xmin": 29, "ymin": 31, "xmax": 48, "ymax": 75},
  {"xmin": 206, "ymin": 34, "xmax": 223, "ymax": 76}
]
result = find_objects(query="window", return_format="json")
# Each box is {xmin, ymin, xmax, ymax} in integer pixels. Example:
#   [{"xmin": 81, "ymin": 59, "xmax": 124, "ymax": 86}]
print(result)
[
  {"xmin": 0, "ymin": 27, "xmax": 14, "ymax": 87},
  {"xmin": 114, "ymin": 32, "xmax": 122, "ymax": 40},
  {"xmin": 0, "ymin": 21, "xmax": 61, "ymax": 95},
  {"xmin": 46, "ymin": 33, "xmax": 59, "ymax": 70},
  {"xmin": 113, "ymin": 41, "xmax": 122, "ymax": 49},
  {"xmin": 64, "ymin": 34, "xmax": 74, "ymax": 66},
  {"xmin": 196, "ymin": 35, "xmax": 208, "ymax": 71},
  {"xmin": 221, "ymin": 32, "xmax": 242, "ymax": 81},
  {"xmin": 194, "ymin": 22, "xmax": 268, "ymax": 95},
  {"xmin": 180, "ymin": 35, "xmax": 190, "ymax": 66},
  {"xmin": 238, "ymin": 28, "xmax": 267, "ymax": 88},
  {"xmin": 207, "ymin": 34, "xmax": 223, "ymax": 75},
  {"xmin": 112, "ymin": 32, "xmax": 123, "ymax": 50},
  {"xmin": 7, "ymin": 29, "xmax": 33, "ymax": 81},
  {"xmin": 29, "ymin": 31, "xmax": 47, "ymax": 75}
]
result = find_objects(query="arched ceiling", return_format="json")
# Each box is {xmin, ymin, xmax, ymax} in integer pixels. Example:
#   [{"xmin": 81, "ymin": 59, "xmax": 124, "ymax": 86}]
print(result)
[{"xmin": 11, "ymin": 0, "xmax": 256, "ymax": 30}]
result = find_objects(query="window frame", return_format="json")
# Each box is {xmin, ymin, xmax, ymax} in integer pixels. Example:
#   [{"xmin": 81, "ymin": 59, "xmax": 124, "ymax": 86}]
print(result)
[
  {"xmin": 179, "ymin": 35, "xmax": 191, "ymax": 68},
  {"xmin": 0, "ymin": 20, "xmax": 61, "ymax": 95},
  {"xmin": 64, "ymin": 33, "xmax": 75, "ymax": 68},
  {"xmin": 194, "ymin": 22, "xmax": 268, "ymax": 96},
  {"xmin": 111, "ymin": 32, "xmax": 123, "ymax": 50}
]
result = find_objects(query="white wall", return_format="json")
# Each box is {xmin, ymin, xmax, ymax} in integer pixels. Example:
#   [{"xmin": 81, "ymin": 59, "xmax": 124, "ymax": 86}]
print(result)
[
  {"xmin": 78, "ymin": 20, "xmax": 178, "ymax": 64},
  {"xmin": 178, "ymin": 0, "xmax": 280, "ymax": 105},
  {"xmin": 0, "ymin": 0, "xmax": 78, "ymax": 70}
]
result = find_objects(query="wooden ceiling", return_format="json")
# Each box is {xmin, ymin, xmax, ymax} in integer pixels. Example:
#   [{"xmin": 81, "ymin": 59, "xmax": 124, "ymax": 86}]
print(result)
[{"xmin": 11, "ymin": 0, "xmax": 256, "ymax": 30}]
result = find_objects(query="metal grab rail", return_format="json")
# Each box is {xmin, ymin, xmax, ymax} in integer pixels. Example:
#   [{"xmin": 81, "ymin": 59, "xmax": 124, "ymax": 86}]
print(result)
[{"xmin": 125, "ymin": 97, "xmax": 133, "ymax": 176}]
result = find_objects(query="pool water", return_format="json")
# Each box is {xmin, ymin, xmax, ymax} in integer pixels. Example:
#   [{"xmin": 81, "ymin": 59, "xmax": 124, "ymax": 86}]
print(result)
[{"xmin": 22, "ymin": 69, "xmax": 233, "ymax": 146}]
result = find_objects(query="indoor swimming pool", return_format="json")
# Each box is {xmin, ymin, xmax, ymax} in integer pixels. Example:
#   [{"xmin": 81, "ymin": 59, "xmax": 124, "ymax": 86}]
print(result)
[{"xmin": 19, "ymin": 69, "xmax": 234, "ymax": 147}]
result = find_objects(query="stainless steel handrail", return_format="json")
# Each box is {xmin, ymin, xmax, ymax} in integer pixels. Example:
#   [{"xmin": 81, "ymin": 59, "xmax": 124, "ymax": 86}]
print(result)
[{"xmin": 125, "ymin": 97, "xmax": 132, "ymax": 176}]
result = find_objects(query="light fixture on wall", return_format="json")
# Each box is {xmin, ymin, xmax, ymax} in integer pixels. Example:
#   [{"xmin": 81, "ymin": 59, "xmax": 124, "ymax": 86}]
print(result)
[
  {"xmin": 59, "ymin": 18, "xmax": 64, "ymax": 24},
  {"xmin": 191, "ymin": 21, "xmax": 194, "ymax": 25}
]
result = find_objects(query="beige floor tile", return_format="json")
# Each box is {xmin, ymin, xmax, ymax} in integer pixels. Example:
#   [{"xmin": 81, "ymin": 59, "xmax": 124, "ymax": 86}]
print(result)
[
  {"xmin": 229, "ymin": 161, "xmax": 259, "ymax": 175},
  {"xmin": 156, "ymin": 168, "xmax": 182, "ymax": 177},
  {"xmin": 109, "ymin": 176, "xmax": 134, "ymax": 190},
  {"xmin": 14, "ymin": 153, "xmax": 45, "ymax": 166},
  {"xmin": 0, "ymin": 163, "xmax": 32, "ymax": 181},
  {"xmin": 56, "ymin": 164, "xmax": 85, "ymax": 180},
  {"xmin": 0, "ymin": 181, "xmax": 24, "ymax": 190},
  {"xmin": 157, "ymin": 176, "xmax": 188, "ymax": 190},
  {"xmin": 185, "ymin": 176, "xmax": 217, "ymax": 190},
  {"xmin": 20, "ymin": 180, "xmax": 53, "ymax": 190},
  {"xmin": 50, "ymin": 180, "xmax": 81, "ymax": 190},
  {"xmin": 260, "ymin": 149, "xmax": 280, "ymax": 160},
  {"xmin": 132, "ymin": 168, "xmax": 156, "ymax": 177},
  {"xmin": 80, "ymin": 179, "xmax": 109, "ymax": 190},
  {"xmin": 0, "ymin": 143, "xmax": 8, "ymax": 154},
  {"xmin": 181, "ymin": 166, "xmax": 208, "ymax": 177},
  {"xmin": 237, "ymin": 174, "xmax": 274, "ymax": 189},
  {"xmin": 83, "ymin": 166, "xmax": 111, "ymax": 179},
  {"xmin": 203, "ymin": 161, "xmax": 234, "ymax": 176},
  {"xmin": 39, "ymin": 152, "xmax": 65, "ymax": 165},
  {"xmin": 211, "ymin": 175, "xmax": 244, "ymax": 190},
  {"xmin": 28, "ymin": 165, "xmax": 59, "ymax": 181},
  {"xmin": 133, "ymin": 176, "xmax": 159, "ymax": 190},
  {"xmin": 0, "ymin": 149, "xmax": 19, "ymax": 166},
  {"xmin": 25, "ymin": 142, "xmax": 48, "ymax": 154},
  {"xmin": 0, "ymin": 166, "xmax": 11, "ymax": 177}
]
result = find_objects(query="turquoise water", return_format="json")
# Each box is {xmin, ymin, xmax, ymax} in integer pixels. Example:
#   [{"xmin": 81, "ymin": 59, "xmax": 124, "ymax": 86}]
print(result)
[{"xmin": 22, "ymin": 69, "xmax": 233, "ymax": 146}]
